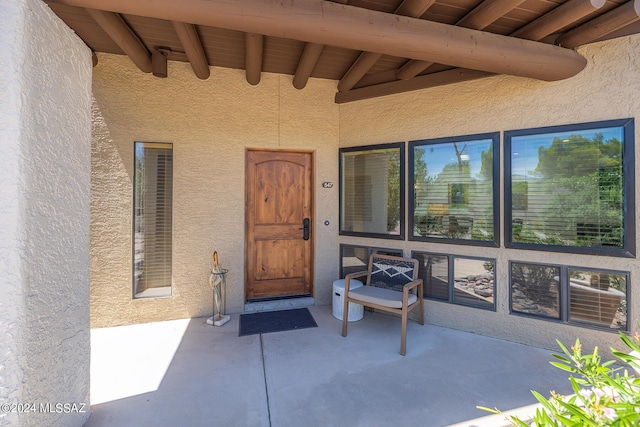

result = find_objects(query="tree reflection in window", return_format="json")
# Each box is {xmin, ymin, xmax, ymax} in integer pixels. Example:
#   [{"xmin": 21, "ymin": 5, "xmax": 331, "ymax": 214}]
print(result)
[
  {"xmin": 410, "ymin": 133, "xmax": 499, "ymax": 245},
  {"xmin": 507, "ymin": 119, "xmax": 634, "ymax": 256}
]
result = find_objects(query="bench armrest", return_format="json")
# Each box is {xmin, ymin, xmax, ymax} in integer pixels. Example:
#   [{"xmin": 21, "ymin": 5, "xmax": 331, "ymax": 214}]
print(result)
[{"xmin": 403, "ymin": 278, "xmax": 423, "ymax": 294}]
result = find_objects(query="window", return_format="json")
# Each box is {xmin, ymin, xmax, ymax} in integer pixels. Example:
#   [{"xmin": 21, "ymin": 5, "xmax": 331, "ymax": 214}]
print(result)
[
  {"xmin": 133, "ymin": 142, "xmax": 173, "ymax": 298},
  {"xmin": 568, "ymin": 268, "xmax": 627, "ymax": 330},
  {"xmin": 506, "ymin": 119, "xmax": 635, "ymax": 257},
  {"xmin": 510, "ymin": 262, "xmax": 560, "ymax": 320},
  {"xmin": 409, "ymin": 133, "xmax": 499, "ymax": 246},
  {"xmin": 412, "ymin": 251, "xmax": 496, "ymax": 310},
  {"xmin": 510, "ymin": 262, "xmax": 628, "ymax": 331},
  {"xmin": 340, "ymin": 143, "xmax": 404, "ymax": 239},
  {"xmin": 340, "ymin": 245, "xmax": 403, "ymax": 278}
]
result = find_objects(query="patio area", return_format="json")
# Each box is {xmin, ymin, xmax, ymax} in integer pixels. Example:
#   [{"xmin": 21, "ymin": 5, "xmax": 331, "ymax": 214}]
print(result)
[{"xmin": 85, "ymin": 305, "xmax": 573, "ymax": 427}]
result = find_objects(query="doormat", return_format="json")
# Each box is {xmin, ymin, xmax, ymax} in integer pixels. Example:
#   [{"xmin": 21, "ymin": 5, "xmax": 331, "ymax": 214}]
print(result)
[{"xmin": 238, "ymin": 308, "xmax": 317, "ymax": 336}]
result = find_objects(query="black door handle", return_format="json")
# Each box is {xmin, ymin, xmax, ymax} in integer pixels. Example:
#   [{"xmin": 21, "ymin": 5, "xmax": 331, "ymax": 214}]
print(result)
[{"xmin": 299, "ymin": 218, "xmax": 310, "ymax": 240}]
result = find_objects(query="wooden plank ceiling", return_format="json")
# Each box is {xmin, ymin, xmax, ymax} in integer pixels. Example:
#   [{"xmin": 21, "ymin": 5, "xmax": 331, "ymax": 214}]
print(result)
[{"xmin": 44, "ymin": 0, "xmax": 640, "ymax": 103}]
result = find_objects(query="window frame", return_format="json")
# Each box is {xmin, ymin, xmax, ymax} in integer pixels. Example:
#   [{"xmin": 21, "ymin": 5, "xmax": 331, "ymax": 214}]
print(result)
[
  {"xmin": 408, "ymin": 132, "xmax": 500, "ymax": 247},
  {"xmin": 339, "ymin": 142, "xmax": 405, "ymax": 240},
  {"xmin": 132, "ymin": 141, "xmax": 174, "ymax": 299},
  {"xmin": 504, "ymin": 118, "xmax": 636, "ymax": 257},
  {"xmin": 411, "ymin": 251, "xmax": 496, "ymax": 311},
  {"xmin": 339, "ymin": 244, "xmax": 403, "ymax": 279},
  {"xmin": 508, "ymin": 260, "xmax": 629, "ymax": 332}
]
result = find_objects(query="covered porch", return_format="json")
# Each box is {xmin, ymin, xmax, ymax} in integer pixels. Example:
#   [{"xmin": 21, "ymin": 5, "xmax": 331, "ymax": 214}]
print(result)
[
  {"xmin": 86, "ymin": 305, "xmax": 573, "ymax": 427},
  {"xmin": 4, "ymin": 1, "xmax": 640, "ymax": 426}
]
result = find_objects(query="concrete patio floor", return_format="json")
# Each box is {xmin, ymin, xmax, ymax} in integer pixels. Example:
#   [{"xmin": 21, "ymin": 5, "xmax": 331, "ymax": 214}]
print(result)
[{"xmin": 85, "ymin": 305, "xmax": 573, "ymax": 427}]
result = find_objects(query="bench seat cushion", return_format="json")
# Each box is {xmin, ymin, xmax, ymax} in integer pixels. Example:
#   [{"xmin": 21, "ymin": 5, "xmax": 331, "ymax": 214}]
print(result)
[{"xmin": 348, "ymin": 285, "xmax": 417, "ymax": 309}]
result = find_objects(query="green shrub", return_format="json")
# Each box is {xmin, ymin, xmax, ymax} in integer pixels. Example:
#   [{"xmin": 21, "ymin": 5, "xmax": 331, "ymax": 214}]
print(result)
[{"xmin": 479, "ymin": 332, "xmax": 640, "ymax": 426}]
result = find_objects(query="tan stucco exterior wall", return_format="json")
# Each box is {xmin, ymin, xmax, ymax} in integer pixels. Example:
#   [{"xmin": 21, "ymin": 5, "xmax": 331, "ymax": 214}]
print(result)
[
  {"xmin": 338, "ymin": 34, "xmax": 640, "ymax": 354},
  {"xmin": 91, "ymin": 56, "xmax": 339, "ymax": 327},
  {"xmin": 1, "ymin": 1, "xmax": 92, "ymax": 425},
  {"xmin": 92, "ymin": 33, "xmax": 639, "ymax": 355}
]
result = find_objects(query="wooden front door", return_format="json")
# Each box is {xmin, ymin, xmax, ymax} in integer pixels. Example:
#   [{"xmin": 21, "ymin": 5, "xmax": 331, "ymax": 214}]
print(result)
[{"xmin": 245, "ymin": 150, "xmax": 313, "ymax": 300}]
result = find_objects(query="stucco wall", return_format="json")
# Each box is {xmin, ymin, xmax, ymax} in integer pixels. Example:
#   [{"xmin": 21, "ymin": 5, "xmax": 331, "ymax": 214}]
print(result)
[
  {"xmin": 91, "ymin": 57, "xmax": 339, "ymax": 327},
  {"xmin": 338, "ymin": 34, "xmax": 640, "ymax": 354},
  {"xmin": 0, "ymin": 0, "xmax": 92, "ymax": 426},
  {"xmin": 91, "ymin": 30, "xmax": 639, "ymax": 355}
]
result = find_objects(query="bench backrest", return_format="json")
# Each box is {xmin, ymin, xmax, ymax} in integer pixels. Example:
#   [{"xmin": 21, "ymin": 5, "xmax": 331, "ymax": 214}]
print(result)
[{"xmin": 367, "ymin": 254, "xmax": 419, "ymax": 292}]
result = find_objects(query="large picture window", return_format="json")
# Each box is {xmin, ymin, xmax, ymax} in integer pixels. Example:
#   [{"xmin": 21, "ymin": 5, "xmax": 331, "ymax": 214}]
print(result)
[
  {"xmin": 133, "ymin": 142, "xmax": 173, "ymax": 298},
  {"xmin": 409, "ymin": 133, "xmax": 499, "ymax": 246},
  {"xmin": 340, "ymin": 143, "xmax": 404, "ymax": 239},
  {"xmin": 505, "ymin": 119, "xmax": 635, "ymax": 257}
]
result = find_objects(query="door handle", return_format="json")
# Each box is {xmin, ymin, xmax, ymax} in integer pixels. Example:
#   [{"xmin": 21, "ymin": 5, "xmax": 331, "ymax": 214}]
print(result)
[{"xmin": 299, "ymin": 218, "xmax": 310, "ymax": 240}]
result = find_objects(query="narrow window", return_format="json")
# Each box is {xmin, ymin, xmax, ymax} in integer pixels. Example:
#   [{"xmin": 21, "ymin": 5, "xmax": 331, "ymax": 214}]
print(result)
[
  {"xmin": 409, "ymin": 133, "xmax": 499, "ymax": 246},
  {"xmin": 339, "ymin": 143, "xmax": 404, "ymax": 239},
  {"xmin": 133, "ymin": 142, "xmax": 173, "ymax": 298},
  {"xmin": 506, "ymin": 119, "xmax": 635, "ymax": 257}
]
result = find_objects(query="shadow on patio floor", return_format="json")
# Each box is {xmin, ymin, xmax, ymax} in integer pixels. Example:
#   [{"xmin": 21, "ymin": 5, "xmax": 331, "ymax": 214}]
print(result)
[{"xmin": 85, "ymin": 305, "xmax": 571, "ymax": 427}]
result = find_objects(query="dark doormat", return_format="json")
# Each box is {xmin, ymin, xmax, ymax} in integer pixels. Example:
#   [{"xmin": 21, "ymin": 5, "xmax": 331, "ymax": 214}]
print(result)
[{"xmin": 239, "ymin": 308, "xmax": 317, "ymax": 336}]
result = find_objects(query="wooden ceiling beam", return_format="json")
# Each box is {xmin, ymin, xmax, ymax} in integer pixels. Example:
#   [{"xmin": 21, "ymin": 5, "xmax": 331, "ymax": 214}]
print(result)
[
  {"xmin": 338, "ymin": 0, "xmax": 436, "ymax": 92},
  {"xmin": 338, "ymin": 52, "xmax": 384, "ymax": 92},
  {"xmin": 396, "ymin": 59, "xmax": 433, "ymax": 80},
  {"xmin": 556, "ymin": 0, "xmax": 640, "ymax": 48},
  {"xmin": 457, "ymin": 0, "xmax": 526, "ymax": 29},
  {"xmin": 392, "ymin": 0, "xmax": 606, "ymax": 94},
  {"xmin": 335, "ymin": 68, "xmax": 493, "ymax": 104},
  {"xmin": 511, "ymin": 0, "xmax": 606, "ymax": 41},
  {"xmin": 245, "ymin": 33, "xmax": 263, "ymax": 85},
  {"xmin": 84, "ymin": 8, "xmax": 152, "ymax": 73},
  {"xmin": 397, "ymin": 0, "xmax": 525, "ymax": 80},
  {"xmin": 293, "ymin": 43, "xmax": 324, "ymax": 89},
  {"xmin": 48, "ymin": 0, "xmax": 587, "ymax": 82},
  {"xmin": 292, "ymin": 0, "xmax": 349, "ymax": 90},
  {"xmin": 172, "ymin": 22, "xmax": 210, "ymax": 80}
]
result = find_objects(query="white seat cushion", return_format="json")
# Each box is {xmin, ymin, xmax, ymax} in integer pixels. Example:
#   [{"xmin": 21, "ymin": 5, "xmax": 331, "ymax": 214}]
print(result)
[{"xmin": 348, "ymin": 286, "xmax": 417, "ymax": 309}]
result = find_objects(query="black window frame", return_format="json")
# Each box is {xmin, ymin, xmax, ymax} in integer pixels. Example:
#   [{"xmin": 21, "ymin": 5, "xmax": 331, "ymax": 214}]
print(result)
[
  {"xmin": 339, "ymin": 244, "xmax": 403, "ymax": 278},
  {"xmin": 408, "ymin": 132, "xmax": 500, "ymax": 247},
  {"xmin": 509, "ymin": 260, "xmax": 629, "ymax": 332},
  {"xmin": 411, "ymin": 250, "xmax": 496, "ymax": 311},
  {"xmin": 504, "ymin": 118, "xmax": 635, "ymax": 257},
  {"xmin": 339, "ymin": 142, "xmax": 405, "ymax": 240}
]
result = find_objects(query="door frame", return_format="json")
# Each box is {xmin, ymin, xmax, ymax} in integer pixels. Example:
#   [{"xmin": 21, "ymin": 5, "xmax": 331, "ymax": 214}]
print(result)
[{"xmin": 244, "ymin": 148, "xmax": 315, "ymax": 302}]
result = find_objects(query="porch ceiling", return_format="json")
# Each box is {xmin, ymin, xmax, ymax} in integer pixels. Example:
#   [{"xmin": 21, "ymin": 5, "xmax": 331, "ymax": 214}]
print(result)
[{"xmin": 44, "ymin": 0, "xmax": 640, "ymax": 103}]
